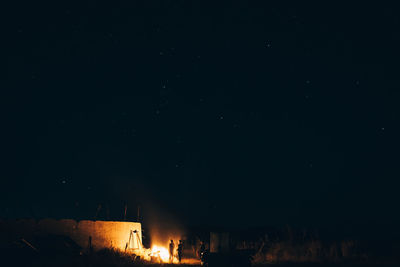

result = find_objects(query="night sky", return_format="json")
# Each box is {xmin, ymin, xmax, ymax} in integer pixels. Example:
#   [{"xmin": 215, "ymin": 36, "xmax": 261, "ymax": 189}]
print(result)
[{"xmin": 3, "ymin": 2, "xmax": 400, "ymax": 235}]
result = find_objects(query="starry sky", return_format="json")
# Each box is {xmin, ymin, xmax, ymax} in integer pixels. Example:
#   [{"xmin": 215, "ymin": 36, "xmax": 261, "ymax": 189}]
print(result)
[{"xmin": 3, "ymin": 1, "xmax": 400, "ymax": 236}]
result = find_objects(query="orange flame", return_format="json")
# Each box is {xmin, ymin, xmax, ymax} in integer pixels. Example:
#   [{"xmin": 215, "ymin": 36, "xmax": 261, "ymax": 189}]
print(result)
[{"xmin": 150, "ymin": 244, "xmax": 172, "ymax": 263}]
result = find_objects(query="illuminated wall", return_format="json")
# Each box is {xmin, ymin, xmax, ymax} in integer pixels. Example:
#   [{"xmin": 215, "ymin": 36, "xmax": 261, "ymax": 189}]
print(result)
[
  {"xmin": 210, "ymin": 232, "xmax": 230, "ymax": 253},
  {"xmin": 0, "ymin": 219, "xmax": 142, "ymax": 251}
]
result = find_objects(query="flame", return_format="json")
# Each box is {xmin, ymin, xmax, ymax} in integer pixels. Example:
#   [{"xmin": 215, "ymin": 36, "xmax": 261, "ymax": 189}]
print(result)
[{"xmin": 150, "ymin": 245, "xmax": 171, "ymax": 262}]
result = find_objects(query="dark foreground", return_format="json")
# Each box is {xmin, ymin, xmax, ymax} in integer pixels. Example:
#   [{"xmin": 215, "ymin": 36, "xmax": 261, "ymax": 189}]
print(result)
[{"xmin": 1, "ymin": 248, "xmax": 398, "ymax": 267}]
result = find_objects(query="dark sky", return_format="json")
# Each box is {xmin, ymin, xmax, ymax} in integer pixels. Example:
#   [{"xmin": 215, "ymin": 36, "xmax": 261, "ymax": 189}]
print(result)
[{"xmin": 3, "ymin": 1, "xmax": 400, "ymax": 234}]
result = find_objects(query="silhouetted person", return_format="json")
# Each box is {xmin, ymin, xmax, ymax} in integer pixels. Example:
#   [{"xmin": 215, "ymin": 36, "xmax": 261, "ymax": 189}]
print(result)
[
  {"xmin": 169, "ymin": 240, "xmax": 175, "ymax": 263},
  {"xmin": 199, "ymin": 241, "xmax": 205, "ymax": 259},
  {"xmin": 201, "ymin": 249, "xmax": 209, "ymax": 266},
  {"xmin": 177, "ymin": 240, "xmax": 183, "ymax": 263}
]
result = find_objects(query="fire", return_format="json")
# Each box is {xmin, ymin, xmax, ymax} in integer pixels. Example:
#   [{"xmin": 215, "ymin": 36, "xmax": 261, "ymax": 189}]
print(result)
[{"xmin": 150, "ymin": 245, "xmax": 171, "ymax": 262}]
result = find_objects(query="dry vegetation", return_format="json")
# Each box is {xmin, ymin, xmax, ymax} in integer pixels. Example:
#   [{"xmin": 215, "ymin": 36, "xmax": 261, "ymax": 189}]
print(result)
[
  {"xmin": 1, "ymin": 246, "xmax": 398, "ymax": 267},
  {"xmin": 2, "ymin": 225, "xmax": 399, "ymax": 267},
  {"xmin": 233, "ymin": 227, "xmax": 400, "ymax": 265}
]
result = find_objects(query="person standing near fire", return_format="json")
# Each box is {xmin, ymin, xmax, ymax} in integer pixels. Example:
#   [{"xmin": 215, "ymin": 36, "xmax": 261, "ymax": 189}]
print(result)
[
  {"xmin": 199, "ymin": 241, "xmax": 205, "ymax": 259},
  {"xmin": 177, "ymin": 240, "xmax": 183, "ymax": 263},
  {"xmin": 169, "ymin": 240, "xmax": 175, "ymax": 263}
]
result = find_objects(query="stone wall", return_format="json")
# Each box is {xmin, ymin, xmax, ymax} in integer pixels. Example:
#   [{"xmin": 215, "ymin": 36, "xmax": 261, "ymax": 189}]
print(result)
[{"xmin": 0, "ymin": 219, "xmax": 142, "ymax": 251}]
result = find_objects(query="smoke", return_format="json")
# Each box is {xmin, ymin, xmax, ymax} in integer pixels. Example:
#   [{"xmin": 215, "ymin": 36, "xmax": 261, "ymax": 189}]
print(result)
[
  {"xmin": 107, "ymin": 176, "xmax": 186, "ymax": 246},
  {"xmin": 145, "ymin": 204, "xmax": 186, "ymax": 246}
]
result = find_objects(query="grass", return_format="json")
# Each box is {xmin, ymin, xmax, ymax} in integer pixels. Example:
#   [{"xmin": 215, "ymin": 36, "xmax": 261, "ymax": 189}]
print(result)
[{"xmin": 2, "ymin": 246, "xmax": 399, "ymax": 267}]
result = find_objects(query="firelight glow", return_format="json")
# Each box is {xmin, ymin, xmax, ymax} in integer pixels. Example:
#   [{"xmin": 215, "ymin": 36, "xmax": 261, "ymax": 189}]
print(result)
[{"xmin": 150, "ymin": 245, "xmax": 170, "ymax": 262}]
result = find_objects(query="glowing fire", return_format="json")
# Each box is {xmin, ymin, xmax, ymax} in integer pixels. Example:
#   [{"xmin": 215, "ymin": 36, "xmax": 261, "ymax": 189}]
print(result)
[{"xmin": 150, "ymin": 245, "xmax": 171, "ymax": 262}]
